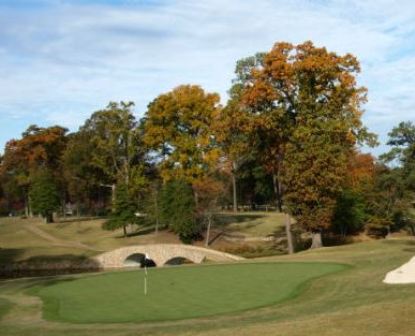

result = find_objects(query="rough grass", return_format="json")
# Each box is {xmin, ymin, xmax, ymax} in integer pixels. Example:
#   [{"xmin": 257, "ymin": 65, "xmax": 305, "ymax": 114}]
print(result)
[
  {"xmin": 28, "ymin": 263, "xmax": 345, "ymax": 323},
  {"xmin": 0, "ymin": 213, "xmax": 286, "ymax": 264},
  {"xmin": 0, "ymin": 298, "xmax": 12, "ymax": 320}
]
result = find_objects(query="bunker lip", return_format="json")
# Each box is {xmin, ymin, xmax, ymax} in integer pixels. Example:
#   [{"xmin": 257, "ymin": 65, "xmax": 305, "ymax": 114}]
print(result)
[{"xmin": 384, "ymin": 256, "xmax": 415, "ymax": 284}]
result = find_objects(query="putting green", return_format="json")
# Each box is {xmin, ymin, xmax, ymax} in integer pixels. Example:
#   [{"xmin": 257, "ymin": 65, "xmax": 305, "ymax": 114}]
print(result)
[{"xmin": 30, "ymin": 263, "xmax": 346, "ymax": 323}]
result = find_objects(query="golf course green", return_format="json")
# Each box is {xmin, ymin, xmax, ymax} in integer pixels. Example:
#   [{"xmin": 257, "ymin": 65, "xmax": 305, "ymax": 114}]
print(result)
[{"xmin": 29, "ymin": 262, "xmax": 346, "ymax": 323}]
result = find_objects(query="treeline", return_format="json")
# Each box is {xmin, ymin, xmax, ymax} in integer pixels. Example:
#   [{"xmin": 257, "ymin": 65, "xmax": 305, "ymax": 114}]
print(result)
[{"xmin": 0, "ymin": 41, "xmax": 414, "ymax": 248}]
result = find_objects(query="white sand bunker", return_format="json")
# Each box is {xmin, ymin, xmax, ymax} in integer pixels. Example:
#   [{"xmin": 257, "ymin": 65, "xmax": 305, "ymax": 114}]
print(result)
[{"xmin": 384, "ymin": 256, "xmax": 415, "ymax": 284}]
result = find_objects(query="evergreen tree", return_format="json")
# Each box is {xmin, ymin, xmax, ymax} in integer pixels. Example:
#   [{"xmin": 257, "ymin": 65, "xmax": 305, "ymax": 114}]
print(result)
[
  {"xmin": 29, "ymin": 170, "xmax": 60, "ymax": 223},
  {"xmin": 103, "ymin": 183, "xmax": 137, "ymax": 237},
  {"xmin": 159, "ymin": 179, "xmax": 198, "ymax": 243}
]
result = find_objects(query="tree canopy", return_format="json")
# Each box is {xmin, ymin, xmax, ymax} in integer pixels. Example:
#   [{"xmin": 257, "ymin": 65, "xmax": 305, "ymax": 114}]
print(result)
[{"xmin": 1, "ymin": 40, "xmax": 413, "ymax": 248}]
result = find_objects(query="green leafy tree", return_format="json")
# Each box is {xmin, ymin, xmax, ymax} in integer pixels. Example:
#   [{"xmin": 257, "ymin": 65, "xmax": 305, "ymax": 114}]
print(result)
[
  {"xmin": 103, "ymin": 183, "xmax": 137, "ymax": 237},
  {"xmin": 216, "ymin": 54, "xmax": 265, "ymax": 212},
  {"xmin": 332, "ymin": 189, "xmax": 367, "ymax": 237},
  {"xmin": 378, "ymin": 121, "xmax": 415, "ymax": 235},
  {"xmin": 137, "ymin": 180, "xmax": 162, "ymax": 233},
  {"xmin": 365, "ymin": 164, "xmax": 407, "ymax": 236},
  {"xmin": 29, "ymin": 170, "xmax": 60, "ymax": 223},
  {"xmin": 63, "ymin": 131, "xmax": 109, "ymax": 215},
  {"xmin": 80, "ymin": 102, "xmax": 144, "ymax": 210},
  {"xmin": 159, "ymin": 179, "xmax": 198, "ymax": 243}
]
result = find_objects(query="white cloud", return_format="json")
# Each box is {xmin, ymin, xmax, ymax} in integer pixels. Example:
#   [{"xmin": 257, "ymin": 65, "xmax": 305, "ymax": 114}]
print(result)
[{"xmin": 0, "ymin": 0, "xmax": 414, "ymax": 154}]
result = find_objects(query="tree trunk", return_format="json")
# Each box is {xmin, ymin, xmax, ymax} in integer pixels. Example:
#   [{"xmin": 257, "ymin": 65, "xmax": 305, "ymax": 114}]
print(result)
[
  {"xmin": 194, "ymin": 190, "xmax": 199, "ymax": 208},
  {"xmin": 205, "ymin": 214, "xmax": 212, "ymax": 247},
  {"xmin": 310, "ymin": 231, "xmax": 323, "ymax": 249},
  {"xmin": 386, "ymin": 225, "xmax": 391, "ymax": 239},
  {"xmin": 154, "ymin": 193, "xmax": 159, "ymax": 235},
  {"xmin": 285, "ymin": 214, "xmax": 294, "ymax": 254},
  {"xmin": 45, "ymin": 212, "xmax": 54, "ymax": 223},
  {"xmin": 272, "ymin": 174, "xmax": 283, "ymax": 212},
  {"xmin": 231, "ymin": 165, "xmax": 238, "ymax": 213},
  {"xmin": 28, "ymin": 194, "xmax": 33, "ymax": 218},
  {"xmin": 111, "ymin": 183, "xmax": 116, "ymax": 213},
  {"xmin": 24, "ymin": 199, "xmax": 29, "ymax": 217},
  {"xmin": 62, "ymin": 196, "xmax": 66, "ymax": 219},
  {"xmin": 123, "ymin": 224, "xmax": 127, "ymax": 237},
  {"xmin": 410, "ymin": 224, "xmax": 415, "ymax": 236}
]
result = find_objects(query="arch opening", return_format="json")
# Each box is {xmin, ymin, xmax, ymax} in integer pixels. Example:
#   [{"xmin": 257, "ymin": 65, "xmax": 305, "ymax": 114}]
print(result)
[
  {"xmin": 164, "ymin": 256, "xmax": 196, "ymax": 266},
  {"xmin": 123, "ymin": 253, "xmax": 156, "ymax": 268}
]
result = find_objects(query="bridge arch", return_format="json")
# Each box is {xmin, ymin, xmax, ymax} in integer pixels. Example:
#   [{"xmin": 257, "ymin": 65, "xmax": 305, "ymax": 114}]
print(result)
[
  {"xmin": 123, "ymin": 253, "xmax": 157, "ymax": 267},
  {"xmin": 164, "ymin": 256, "xmax": 197, "ymax": 266}
]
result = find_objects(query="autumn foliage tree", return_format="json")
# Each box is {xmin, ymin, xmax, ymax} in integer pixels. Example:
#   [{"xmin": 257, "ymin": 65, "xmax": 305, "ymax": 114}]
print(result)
[
  {"xmin": 4, "ymin": 40, "xmax": 411, "ymax": 250},
  {"xmin": 143, "ymin": 85, "xmax": 221, "ymax": 185},
  {"xmin": 241, "ymin": 41, "xmax": 375, "ymax": 248},
  {"xmin": 330, "ymin": 152, "xmax": 376, "ymax": 237},
  {"xmin": 0, "ymin": 125, "xmax": 68, "ymax": 216}
]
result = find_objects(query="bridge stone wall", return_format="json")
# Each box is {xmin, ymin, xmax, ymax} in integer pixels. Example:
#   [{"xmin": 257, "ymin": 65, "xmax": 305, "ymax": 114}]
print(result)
[{"xmin": 94, "ymin": 244, "xmax": 244, "ymax": 268}]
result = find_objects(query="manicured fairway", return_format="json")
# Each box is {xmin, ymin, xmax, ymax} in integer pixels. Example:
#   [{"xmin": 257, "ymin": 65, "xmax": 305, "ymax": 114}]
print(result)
[{"xmin": 29, "ymin": 262, "xmax": 345, "ymax": 323}]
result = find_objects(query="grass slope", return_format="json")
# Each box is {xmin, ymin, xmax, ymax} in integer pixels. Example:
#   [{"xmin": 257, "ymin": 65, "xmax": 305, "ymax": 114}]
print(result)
[
  {"xmin": 216, "ymin": 212, "xmax": 287, "ymax": 237},
  {"xmin": 29, "ymin": 263, "xmax": 345, "ymax": 323},
  {"xmin": 0, "ymin": 298, "xmax": 12, "ymax": 321},
  {"xmin": 0, "ymin": 213, "xmax": 286, "ymax": 265}
]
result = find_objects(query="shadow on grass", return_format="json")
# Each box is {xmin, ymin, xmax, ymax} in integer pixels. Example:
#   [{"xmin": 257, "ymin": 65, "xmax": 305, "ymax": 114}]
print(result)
[
  {"xmin": 214, "ymin": 214, "xmax": 266, "ymax": 228},
  {"xmin": 0, "ymin": 248, "xmax": 25, "ymax": 264},
  {"xmin": 56, "ymin": 216, "xmax": 106, "ymax": 224},
  {"xmin": 123, "ymin": 226, "xmax": 158, "ymax": 238}
]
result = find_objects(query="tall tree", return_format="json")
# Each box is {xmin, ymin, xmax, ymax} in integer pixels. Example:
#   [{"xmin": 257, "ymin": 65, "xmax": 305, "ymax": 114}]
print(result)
[
  {"xmin": 79, "ymin": 102, "xmax": 144, "ymax": 209},
  {"xmin": 378, "ymin": 121, "xmax": 415, "ymax": 234},
  {"xmin": 381, "ymin": 121, "xmax": 415, "ymax": 186},
  {"xmin": 217, "ymin": 53, "xmax": 270, "ymax": 212},
  {"xmin": 63, "ymin": 131, "xmax": 108, "ymax": 215},
  {"xmin": 143, "ymin": 85, "xmax": 221, "ymax": 185},
  {"xmin": 242, "ymin": 41, "xmax": 375, "ymax": 248},
  {"xmin": 0, "ymin": 125, "xmax": 68, "ymax": 216}
]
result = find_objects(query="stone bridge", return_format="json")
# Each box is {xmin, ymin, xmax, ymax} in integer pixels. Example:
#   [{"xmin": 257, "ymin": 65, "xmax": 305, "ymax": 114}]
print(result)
[{"xmin": 94, "ymin": 244, "xmax": 244, "ymax": 268}]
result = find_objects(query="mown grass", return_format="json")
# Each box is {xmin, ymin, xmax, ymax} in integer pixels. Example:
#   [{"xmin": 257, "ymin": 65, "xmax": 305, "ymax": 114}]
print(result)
[
  {"xmin": 28, "ymin": 262, "xmax": 345, "ymax": 323},
  {"xmin": 1, "ymin": 239, "xmax": 415, "ymax": 335}
]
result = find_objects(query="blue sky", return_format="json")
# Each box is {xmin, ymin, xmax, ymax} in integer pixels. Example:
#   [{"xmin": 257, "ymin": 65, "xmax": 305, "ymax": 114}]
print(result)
[{"xmin": 1, "ymin": 0, "xmax": 414, "ymax": 155}]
